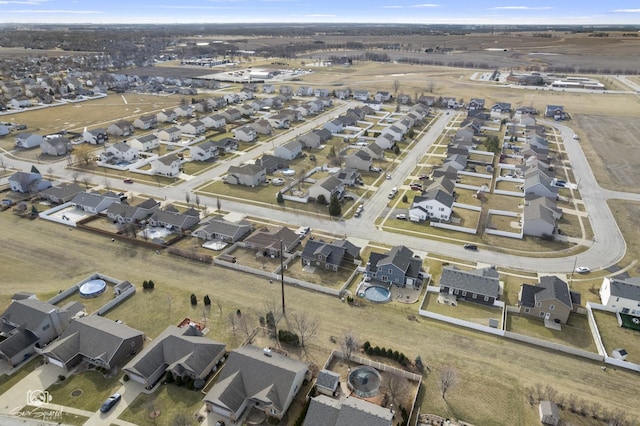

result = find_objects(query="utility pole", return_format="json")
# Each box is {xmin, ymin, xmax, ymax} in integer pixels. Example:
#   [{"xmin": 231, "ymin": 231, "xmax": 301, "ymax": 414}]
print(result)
[{"xmin": 280, "ymin": 240, "xmax": 286, "ymax": 315}]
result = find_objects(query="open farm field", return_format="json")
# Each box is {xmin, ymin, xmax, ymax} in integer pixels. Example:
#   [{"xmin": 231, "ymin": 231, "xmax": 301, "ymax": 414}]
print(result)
[{"xmin": 5, "ymin": 93, "xmax": 182, "ymax": 137}]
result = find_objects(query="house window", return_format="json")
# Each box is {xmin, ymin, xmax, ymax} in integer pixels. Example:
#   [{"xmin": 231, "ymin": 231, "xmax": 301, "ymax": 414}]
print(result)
[
  {"xmin": 325, "ymin": 264, "xmax": 329, "ymax": 269},
  {"xmin": 472, "ymin": 293, "xmax": 477, "ymax": 299},
  {"xmin": 536, "ymin": 302, "xmax": 542, "ymax": 307},
  {"xmin": 484, "ymin": 296, "xmax": 489, "ymax": 302},
  {"xmin": 439, "ymin": 207, "xmax": 445, "ymax": 211},
  {"xmin": 539, "ymin": 311, "xmax": 545, "ymax": 317},
  {"xmin": 454, "ymin": 289, "xmax": 459, "ymax": 295},
  {"xmin": 389, "ymin": 269, "xmax": 393, "ymax": 274},
  {"xmin": 462, "ymin": 291, "xmax": 466, "ymax": 296},
  {"xmin": 524, "ymin": 308, "xmax": 530, "ymax": 313},
  {"xmin": 42, "ymin": 323, "xmax": 50, "ymax": 331},
  {"xmin": 549, "ymin": 305, "xmax": 555, "ymax": 311},
  {"xmin": 382, "ymin": 276, "xmax": 388, "ymax": 282}
]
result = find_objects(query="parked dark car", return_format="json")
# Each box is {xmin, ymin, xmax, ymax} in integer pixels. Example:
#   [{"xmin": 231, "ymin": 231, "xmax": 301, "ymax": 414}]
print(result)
[
  {"xmin": 100, "ymin": 393, "xmax": 121, "ymax": 413},
  {"xmin": 463, "ymin": 244, "xmax": 478, "ymax": 251}
]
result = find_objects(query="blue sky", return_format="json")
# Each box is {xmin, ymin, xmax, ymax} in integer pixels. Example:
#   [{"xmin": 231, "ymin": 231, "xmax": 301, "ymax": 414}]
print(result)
[{"xmin": 1, "ymin": 1, "xmax": 639, "ymax": 25}]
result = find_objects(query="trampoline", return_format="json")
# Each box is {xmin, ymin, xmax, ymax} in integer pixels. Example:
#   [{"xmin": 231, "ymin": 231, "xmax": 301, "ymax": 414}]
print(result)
[
  {"xmin": 348, "ymin": 366, "xmax": 381, "ymax": 398},
  {"xmin": 79, "ymin": 279, "xmax": 107, "ymax": 298}
]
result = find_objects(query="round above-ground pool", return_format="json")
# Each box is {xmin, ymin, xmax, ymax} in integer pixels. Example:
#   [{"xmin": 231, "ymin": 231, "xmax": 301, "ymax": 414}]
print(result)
[
  {"xmin": 79, "ymin": 279, "xmax": 107, "ymax": 298},
  {"xmin": 348, "ymin": 366, "xmax": 382, "ymax": 398},
  {"xmin": 363, "ymin": 285, "xmax": 391, "ymax": 303}
]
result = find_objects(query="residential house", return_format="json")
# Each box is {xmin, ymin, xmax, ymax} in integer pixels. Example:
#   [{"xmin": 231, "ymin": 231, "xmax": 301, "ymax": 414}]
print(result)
[
  {"xmin": 274, "ymin": 140, "xmax": 303, "ymax": 161},
  {"xmin": 148, "ymin": 207, "xmax": 200, "ymax": 231},
  {"xmin": 409, "ymin": 188, "xmax": 454, "ymax": 222},
  {"xmin": 334, "ymin": 88, "xmax": 351, "ymax": 99},
  {"xmin": 353, "ymin": 90, "xmax": 369, "ymax": 101},
  {"xmin": 133, "ymin": 114, "xmax": 158, "ymax": 130},
  {"xmin": 192, "ymin": 100, "xmax": 210, "ymax": 113},
  {"xmin": 250, "ymin": 119, "xmax": 272, "ymax": 136},
  {"xmin": 267, "ymin": 112, "xmax": 291, "ymax": 130},
  {"xmin": 9, "ymin": 168, "xmax": 51, "ymax": 193},
  {"xmin": 189, "ymin": 141, "xmax": 219, "ymax": 162},
  {"xmin": 262, "ymin": 84, "xmax": 275, "ymax": 93},
  {"xmin": 255, "ymin": 154, "xmax": 289, "ymax": 174},
  {"xmin": 363, "ymin": 143, "xmax": 385, "ymax": 160},
  {"xmin": 203, "ymin": 345, "xmax": 309, "ymax": 422},
  {"xmin": 301, "ymin": 239, "xmax": 361, "ymax": 272},
  {"xmin": 524, "ymin": 172, "xmax": 557, "ymax": 199},
  {"xmin": 41, "ymin": 315, "xmax": 144, "ymax": 373},
  {"xmin": 71, "ymin": 191, "xmax": 120, "ymax": 213},
  {"xmin": 380, "ymin": 125, "xmax": 404, "ymax": 142},
  {"xmin": 123, "ymin": 325, "xmax": 226, "ymax": 389},
  {"xmin": 491, "ymin": 102, "xmax": 512, "ymax": 114},
  {"xmin": 15, "ymin": 132, "xmax": 43, "ymax": 149},
  {"xmin": 344, "ymin": 150, "xmax": 372, "ymax": 171},
  {"xmin": 233, "ymin": 125, "xmax": 257, "ymax": 142},
  {"xmin": 397, "ymin": 94, "xmax": 411, "ymax": 105},
  {"xmin": 99, "ymin": 142, "xmax": 139, "ymax": 164},
  {"xmin": 106, "ymin": 198, "xmax": 159, "ymax": 224},
  {"xmin": 522, "ymin": 195, "xmax": 562, "ymax": 238},
  {"xmin": 181, "ymin": 120, "xmax": 206, "ymax": 136},
  {"xmin": 83, "ymin": 128, "xmax": 108, "ymax": 145},
  {"xmin": 518, "ymin": 276, "xmax": 580, "ymax": 324},
  {"xmin": 39, "ymin": 183, "xmax": 84, "ymax": 204},
  {"xmin": 157, "ymin": 110, "xmax": 178, "ymax": 123},
  {"xmin": 211, "ymin": 138, "xmax": 238, "ymax": 153},
  {"xmin": 374, "ymin": 133, "xmax": 396, "ymax": 150},
  {"xmin": 243, "ymin": 226, "xmax": 300, "ymax": 257},
  {"xmin": 223, "ymin": 93, "xmax": 240, "ymax": 105},
  {"xmin": 599, "ymin": 276, "xmax": 640, "ymax": 314},
  {"xmin": 201, "ymin": 114, "xmax": 226, "ymax": 130},
  {"xmin": 544, "ymin": 105, "xmax": 566, "ymax": 120},
  {"xmin": 467, "ymin": 98, "xmax": 485, "ymax": 110},
  {"xmin": 174, "ymin": 105, "xmax": 193, "ymax": 118},
  {"xmin": 221, "ymin": 108, "xmax": 242, "ymax": 124},
  {"xmin": 324, "ymin": 118, "xmax": 346, "ymax": 134},
  {"xmin": 236, "ymin": 104, "xmax": 254, "ymax": 117},
  {"xmin": 226, "ymin": 164, "xmax": 266, "ymax": 187},
  {"xmin": 374, "ymin": 91, "xmax": 391, "ymax": 102},
  {"xmin": 40, "ymin": 136, "xmax": 72, "ymax": 156},
  {"xmin": 129, "ymin": 134, "xmax": 160, "ymax": 152},
  {"xmin": 335, "ymin": 168, "xmax": 361, "ymax": 187},
  {"xmin": 151, "ymin": 154, "xmax": 182, "ymax": 177},
  {"xmin": 426, "ymin": 175, "xmax": 455, "ymax": 196},
  {"xmin": 0, "ymin": 298, "xmax": 84, "ymax": 367},
  {"xmin": 439, "ymin": 265, "xmax": 501, "ymax": 306},
  {"xmin": 107, "ymin": 120, "xmax": 135, "ymax": 137},
  {"xmin": 394, "ymin": 117, "xmax": 414, "ymax": 134},
  {"xmin": 366, "ymin": 245, "xmax": 423, "ymax": 287},
  {"xmin": 279, "ymin": 85, "xmax": 293, "ymax": 97},
  {"xmin": 157, "ymin": 127, "xmax": 182, "ymax": 143},
  {"xmin": 298, "ymin": 128, "xmax": 331, "ymax": 149},
  {"xmin": 194, "ymin": 217, "xmax": 252, "ymax": 243},
  {"xmin": 314, "ymin": 88, "xmax": 330, "ymax": 97},
  {"xmin": 303, "ymin": 395, "xmax": 393, "ymax": 426},
  {"xmin": 417, "ymin": 95, "xmax": 436, "ymax": 107},
  {"xmin": 308, "ymin": 176, "xmax": 345, "ymax": 203},
  {"xmin": 296, "ymin": 86, "xmax": 314, "ymax": 97}
]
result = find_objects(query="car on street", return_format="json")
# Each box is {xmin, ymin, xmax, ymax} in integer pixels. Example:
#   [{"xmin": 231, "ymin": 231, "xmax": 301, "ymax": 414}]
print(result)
[
  {"xmin": 296, "ymin": 226, "xmax": 311, "ymax": 236},
  {"xmin": 463, "ymin": 244, "xmax": 478, "ymax": 251},
  {"xmin": 388, "ymin": 187, "xmax": 398, "ymax": 199},
  {"xmin": 386, "ymin": 173, "xmax": 392, "ymax": 180},
  {"xmin": 123, "ymin": 178, "xmax": 133, "ymax": 184},
  {"xmin": 354, "ymin": 211, "xmax": 361, "ymax": 218},
  {"xmin": 100, "ymin": 393, "xmax": 121, "ymax": 413},
  {"xmin": 396, "ymin": 214, "xmax": 407, "ymax": 220},
  {"xmin": 418, "ymin": 174, "xmax": 429, "ymax": 180},
  {"xmin": 575, "ymin": 266, "xmax": 591, "ymax": 274}
]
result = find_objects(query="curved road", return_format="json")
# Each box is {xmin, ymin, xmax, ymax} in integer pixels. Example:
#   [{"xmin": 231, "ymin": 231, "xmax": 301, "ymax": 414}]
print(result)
[{"xmin": 1, "ymin": 108, "xmax": 636, "ymax": 274}]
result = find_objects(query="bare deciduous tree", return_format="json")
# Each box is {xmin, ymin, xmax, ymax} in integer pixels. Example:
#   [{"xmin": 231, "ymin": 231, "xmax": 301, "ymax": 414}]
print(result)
[
  {"xmin": 383, "ymin": 370, "xmax": 410, "ymax": 408},
  {"xmin": 291, "ymin": 311, "xmax": 318, "ymax": 348},
  {"xmin": 438, "ymin": 365, "xmax": 457, "ymax": 400},
  {"xmin": 392, "ymin": 79, "xmax": 400, "ymax": 97},
  {"xmin": 340, "ymin": 332, "xmax": 359, "ymax": 368},
  {"xmin": 81, "ymin": 176, "xmax": 91, "ymax": 189}
]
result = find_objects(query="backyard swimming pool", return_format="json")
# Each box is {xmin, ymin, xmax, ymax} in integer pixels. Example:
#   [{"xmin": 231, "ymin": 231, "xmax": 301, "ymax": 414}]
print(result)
[{"xmin": 363, "ymin": 286, "xmax": 391, "ymax": 303}]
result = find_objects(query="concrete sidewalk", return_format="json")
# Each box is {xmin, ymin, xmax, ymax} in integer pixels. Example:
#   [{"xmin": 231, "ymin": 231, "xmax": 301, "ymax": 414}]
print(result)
[{"xmin": 0, "ymin": 364, "xmax": 60, "ymax": 415}]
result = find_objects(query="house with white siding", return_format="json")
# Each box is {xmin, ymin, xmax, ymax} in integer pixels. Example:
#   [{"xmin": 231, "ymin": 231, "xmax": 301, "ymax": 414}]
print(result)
[
  {"xmin": 129, "ymin": 134, "xmax": 160, "ymax": 152},
  {"xmin": 151, "ymin": 154, "xmax": 182, "ymax": 177}
]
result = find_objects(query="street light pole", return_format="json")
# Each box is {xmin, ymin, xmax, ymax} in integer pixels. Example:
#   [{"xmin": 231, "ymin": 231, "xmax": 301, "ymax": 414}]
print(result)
[{"xmin": 280, "ymin": 240, "xmax": 286, "ymax": 315}]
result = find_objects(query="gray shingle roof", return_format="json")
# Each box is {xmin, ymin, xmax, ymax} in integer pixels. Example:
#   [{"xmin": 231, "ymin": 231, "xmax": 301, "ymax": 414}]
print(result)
[
  {"xmin": 520, "ymin": 276, "xmax": 572, "ymax": 309},
  {"xmin": 370, "ymin": 245, "xmax": 421, "ymax": 278},
  {"xmin": 316, "ymin": 369, "xmax": 340, "ymax": 392},
  {"xmin": 440, "ymin": 266, "xmax": 500, "ymax": 298},
  {"xmin": 204, "ymin": 344, "xmax": 308, "ymax": 414},
  {"xmin": 303, "ymin": 395, "xmax": 393, "ymax": 426},
  {"xmin": 609, "ymin": 277, "xmax": 640, "ymax": 301}
]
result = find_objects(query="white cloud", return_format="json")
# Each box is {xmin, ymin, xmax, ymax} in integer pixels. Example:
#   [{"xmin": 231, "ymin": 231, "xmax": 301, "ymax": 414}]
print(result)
[
  {"xmin": 0, "ymin": 0, "xmax": 48, "ymax": 4},
  {"xmin": 490, "ymin": 6, "xmax": 553, "ymax": 10},
  {"xmin": 611, "ymin": 9, "xmax": 640, "ymax": 13},
  {"xmin": 304, "ymin": 14, "xmax": 335, "ymax": 17},
  {"xmin": 5, "ymin": 9, "xmax": 101, "ymax": 14},
  {"xmin": 383, "ymin": 3, "xmax": 440, "ymax": 9}
]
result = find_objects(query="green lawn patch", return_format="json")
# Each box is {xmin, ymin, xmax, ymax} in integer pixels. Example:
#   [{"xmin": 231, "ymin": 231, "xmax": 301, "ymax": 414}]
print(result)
[
  {"xmin": 119, "ymin": 383, "xmax": 204, "ymax": 426},
  {"xmin": 17, "ymin": 405, "xmax": 88, "ymax": 426},
  {"xmin": 506, "ymin": 313, "xmax": 596, "ymax": 352},
  {"xmin": 422, "ymin": 291, "xmax": 503, "ymax": 328},
  {"xmin": 592, "ymin": 310, "xmax": 640, "ymax": 364},
  {"xmin": 0, "ymin": 357, "xmax": 40, "ymax": 396},
  {"xmin": 47, "ymin": 370, "xmax": 123, "ymax": 412}
]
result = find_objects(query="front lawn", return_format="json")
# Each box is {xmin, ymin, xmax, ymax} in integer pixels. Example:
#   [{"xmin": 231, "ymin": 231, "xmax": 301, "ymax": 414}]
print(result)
[
  {"xmin": 119, "ymin": 384, "xmax": 204, "ymax": 426},
  {"xmin": 46, "ymin": 369, "xmax": 123, "ymax": 412}
]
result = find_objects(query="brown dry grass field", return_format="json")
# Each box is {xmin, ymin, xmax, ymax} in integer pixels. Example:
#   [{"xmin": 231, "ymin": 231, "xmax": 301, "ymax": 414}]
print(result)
[{"xmin": 1, "ymin": 212, "xmax": 640, "ymax": 425}]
